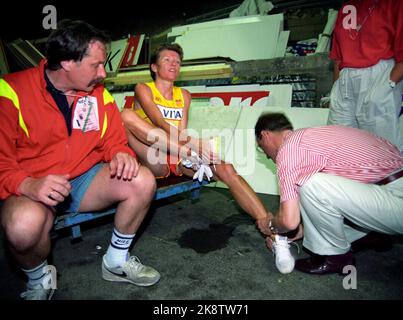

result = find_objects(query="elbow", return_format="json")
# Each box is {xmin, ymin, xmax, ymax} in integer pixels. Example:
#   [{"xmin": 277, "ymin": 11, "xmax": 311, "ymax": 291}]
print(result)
[{"xmin": 280, "ymin": 215, "xmax": 300, "ymax": 232}]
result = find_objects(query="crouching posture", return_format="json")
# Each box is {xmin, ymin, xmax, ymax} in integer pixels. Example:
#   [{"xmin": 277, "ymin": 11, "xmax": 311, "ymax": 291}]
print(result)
[{"xmin": 255, "ymin": 112, "xmax": 403, "ymax": 275}]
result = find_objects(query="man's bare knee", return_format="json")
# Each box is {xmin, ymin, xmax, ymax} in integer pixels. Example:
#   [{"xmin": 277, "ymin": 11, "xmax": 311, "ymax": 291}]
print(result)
[
  {"xmin": 128, "ymin": 166, "xmax": 157, "ymax": 201},
  {"xmin": 1, "ymin": 199, "xmax": 52, "ymax": 252}
]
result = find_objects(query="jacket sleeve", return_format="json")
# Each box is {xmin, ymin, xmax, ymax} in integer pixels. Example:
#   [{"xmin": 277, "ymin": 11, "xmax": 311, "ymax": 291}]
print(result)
[
  {"xmin": 99, "ymin": 89, "xmax": 135, "ymax": 162},
  {"xmin": 0, "ymin": 80, "xmax": 31, "ymax": 199}
]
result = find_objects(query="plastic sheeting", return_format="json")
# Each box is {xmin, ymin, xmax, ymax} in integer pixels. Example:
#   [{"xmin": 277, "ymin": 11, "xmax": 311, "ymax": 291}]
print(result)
[{"xmin": 229, "ymin": 0, "xmax": 274, "ymax": 17}]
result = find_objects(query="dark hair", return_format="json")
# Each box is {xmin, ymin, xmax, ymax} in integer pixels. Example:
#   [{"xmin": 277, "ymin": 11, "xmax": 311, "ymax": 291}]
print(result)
[
  {"xmin": 255, "ymin": 112, "xmax": 293, "ymax": 139},
  {"xmin": 45, "ymin": 20, "xmax": 110, "ymax": 70},
  {"xmin": 149, "ymin": 43, "xmax": 184, "ymax": 80}
]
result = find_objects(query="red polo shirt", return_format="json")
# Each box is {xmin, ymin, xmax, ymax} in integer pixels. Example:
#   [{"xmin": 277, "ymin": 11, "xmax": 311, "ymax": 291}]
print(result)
[{"xmin": 330, "ymin": 0, "xmax": 403, "ymax": 69}]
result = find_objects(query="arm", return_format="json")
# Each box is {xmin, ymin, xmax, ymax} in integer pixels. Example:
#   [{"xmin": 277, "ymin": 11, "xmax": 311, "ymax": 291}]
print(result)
[
  {"xmin": 0, "ymin": 80, "xmax": 72, "ymax": 204},
  {"xmin": 177, "ymin": 88, "xmax": 206, "ymax": 158},
  {"xmin": 256, "ymin": 198, "xmax": 300, "ymax": 236},
  {"xmin": 178, "ymin": 88, "xmax": 191, "ymax": 131},
  {"xmin": 100, "ymin": 90, "xmax": 139, "ymax": 179},
  {"xmin": 268, "ymin": 198, "xmax": 301, "ymax": 234},
  {"xmin": 122, "ymin": 109, "xmax": 191, "ymax": 159},
  {"xmin": 178, "ymin": 88, "xmax": 219, "ymax": 163},
  {"xmin": 333, "ymin": 60, "xmax": 340, "ymax": 82},
  {"xmin": 100, "ymin": 97, "xmax": 135, "ymax": 161},
  {"xmin": 390, "ymin": 61, "xmax": 403, "ymax": 84},
  {"xmin": 0, "ymin": 83, "xmax": 30, "ymax": 199},
  {"xmin": 329, "ymin": 13, "xmax": 342, "ymax": 83},
  {"xmin": 135, "ymin": 84, "xmax": 213, "ymax": 162}
]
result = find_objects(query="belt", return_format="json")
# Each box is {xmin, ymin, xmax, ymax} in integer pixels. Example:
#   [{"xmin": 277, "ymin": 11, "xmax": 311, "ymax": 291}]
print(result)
[{"xmin": 375, "ymin": 168, "xmax": 403, "ymax": 186}]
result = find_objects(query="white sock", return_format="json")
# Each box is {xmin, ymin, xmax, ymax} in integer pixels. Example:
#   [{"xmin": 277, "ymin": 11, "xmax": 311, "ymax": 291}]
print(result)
[
  {"xmin": 22, "ymin": 260, "xmax": 48, "ymax": 289},
  {"xmin": 104, "ymin": 228, "xmax": 135, "ymax": 268}
]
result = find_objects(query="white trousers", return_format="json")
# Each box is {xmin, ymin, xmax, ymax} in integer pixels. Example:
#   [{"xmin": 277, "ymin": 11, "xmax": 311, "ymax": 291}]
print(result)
[
  {"xmin": 328, "ymin": 59, "xmax": 403, "ymax": 152},
  {"xmin": 299, "ymin": 173, "xmax": 403, "ymax": 255}
]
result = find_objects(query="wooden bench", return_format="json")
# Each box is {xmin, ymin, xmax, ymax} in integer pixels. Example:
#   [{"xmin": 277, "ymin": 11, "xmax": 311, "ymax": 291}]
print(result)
[{"xmin": 53, "ymin": 176, "xmax": 208, "ymax": 239}]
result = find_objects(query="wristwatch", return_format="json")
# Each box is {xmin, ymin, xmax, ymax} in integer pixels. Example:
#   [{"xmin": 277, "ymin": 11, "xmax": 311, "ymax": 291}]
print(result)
[{"xmin": 389, "ymin": 79, "xmax": 396, "ymax": 89}]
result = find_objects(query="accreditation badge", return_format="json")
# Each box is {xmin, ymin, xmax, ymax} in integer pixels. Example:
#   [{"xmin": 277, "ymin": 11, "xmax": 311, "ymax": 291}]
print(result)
[{"xmin": 72, "ymin": 96, "xmax": 100, "ymax": 132}]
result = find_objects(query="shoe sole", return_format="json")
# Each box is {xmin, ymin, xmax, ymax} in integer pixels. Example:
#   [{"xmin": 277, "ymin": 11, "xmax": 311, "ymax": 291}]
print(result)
[
  {"xmin": 276, "ymin": 262, "xmax": 295, "ymax": 274},
  {"xmin": 102, "ymin": 269, "xmax": 160, "ymax": 287}
]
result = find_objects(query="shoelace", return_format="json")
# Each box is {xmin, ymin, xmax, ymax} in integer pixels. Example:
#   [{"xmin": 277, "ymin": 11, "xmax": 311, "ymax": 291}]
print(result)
[
  {"xmin": 273, "ymin": 239, "xmax": 290, "ymax": 255},
  {"xmin": 273, "ymin": 238, "xmax": 300, "ymax": 255},
  {"xmin": 289, "ymin": 241, "xmax": 300, "ymax": 254},
  {"xmin": 125, "ymin": 256, "xmax": 145, "ymax": 272}
]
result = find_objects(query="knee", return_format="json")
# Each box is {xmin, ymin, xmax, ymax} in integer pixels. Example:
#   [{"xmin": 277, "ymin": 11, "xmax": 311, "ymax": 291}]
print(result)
[
  {"xmin": 1, "ymin": 205, "xmax": 51, "ymax": 252},
  {"xmin": 129, "ymin": 166, "xmax": 157, "ymax": 199}
]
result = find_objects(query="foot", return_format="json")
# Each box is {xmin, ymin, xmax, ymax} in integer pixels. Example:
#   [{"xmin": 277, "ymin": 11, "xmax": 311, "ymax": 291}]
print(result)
[
  {"xmin": 20, "ymin": 269, "xmax": 56, "ymax": 300},
  {"xmin": 272, "ymin": 235, "xmax": 295, "ymax": 274},
  {"xmin": 102, "ymin": 255, "xmax": 160, "ymax": 287},
  {"xmin": 295, "ymin": 251, "xmax": 355, "ymax": 275}
]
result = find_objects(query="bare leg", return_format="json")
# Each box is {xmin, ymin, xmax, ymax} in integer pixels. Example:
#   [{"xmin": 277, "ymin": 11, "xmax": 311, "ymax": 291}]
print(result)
[
  {"xmin": 126, "ymin": 131, "xmax": 170, "ymax": 178},
  {"xmin": 0, "ymin": 196, "xmax": 54, "ymax": 269},
  {"xmin": 179, "ymin": 162, "xmax": 268, "ymax": 221},
  {"xmin": 78, "ymin": 164, "xmax": 156, "ymax": 234}
]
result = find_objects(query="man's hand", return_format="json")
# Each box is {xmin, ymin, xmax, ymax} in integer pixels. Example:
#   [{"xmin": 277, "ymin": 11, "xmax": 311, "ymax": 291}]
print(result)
[
  {"xmin": 18, "ymin": 174, "xmax": 71, "ymax": 207},
  {"xmin": 390, "ymin": 61, "xmax": 403, "ymax": 84},
  {"xmin": 255, "ymin": 213, "xmax": 273, "ymax": 236},
  {"xmin": 110, "ymin": 152, "xmax": 140, "ymax": 180},
  {"xmin": 265, "ymin": 236, "xmax": 275, "ymax": 250}
]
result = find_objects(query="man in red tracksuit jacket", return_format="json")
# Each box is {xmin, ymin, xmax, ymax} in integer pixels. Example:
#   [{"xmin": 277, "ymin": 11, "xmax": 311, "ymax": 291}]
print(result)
[{"xmin": 0, "ymin": 20, "xmax": 160, "ymax": 300}]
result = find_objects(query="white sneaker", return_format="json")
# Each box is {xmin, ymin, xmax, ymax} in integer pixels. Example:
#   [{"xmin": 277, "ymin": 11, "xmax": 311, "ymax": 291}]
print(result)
[
  {"xmin": 20, "ymin": 284, "xmax": 55, "ymax": 300},
  {"xmin": 102, "ymin": 255, "xmax": 160, "ymax": 287},
  {"xmin": 20, "ymin": 269, "xmax": 56, "ymax": 300},
  {"xmin": 272, "ymin": 235, "xmax": 295, "ymax": 274}
]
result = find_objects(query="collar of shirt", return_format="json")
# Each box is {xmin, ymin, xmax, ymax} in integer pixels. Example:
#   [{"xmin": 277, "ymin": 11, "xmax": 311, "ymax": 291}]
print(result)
[{"xmin": 44, "ymin": 69, "xmax": 73, "ymax": 136}]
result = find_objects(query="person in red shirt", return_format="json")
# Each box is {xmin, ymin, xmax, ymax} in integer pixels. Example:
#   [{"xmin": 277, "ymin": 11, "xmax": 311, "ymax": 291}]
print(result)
[
  {"xmin": 0, "ymin": 20, "xmax": 160, "ymax": 300},
  {"xmin": 328, "ymin": 0, "xmax": 403, "ymax": 152},
  {"xmin": 255, "ymin": 112, "xmax": 403, "ymax": 275}
]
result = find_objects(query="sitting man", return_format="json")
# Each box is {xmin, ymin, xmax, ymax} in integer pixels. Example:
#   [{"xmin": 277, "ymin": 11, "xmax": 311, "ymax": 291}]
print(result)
[
  {"xmin": 0, "ymin": 20, "xmax": 159, "ymax": 300},
  {"xmin": 121, "ymin": 43, "xmax": 271, "ymax": 235},
  {"xmin": 254, "ymin": 112, "xmax": 403, "ymax": 274}
]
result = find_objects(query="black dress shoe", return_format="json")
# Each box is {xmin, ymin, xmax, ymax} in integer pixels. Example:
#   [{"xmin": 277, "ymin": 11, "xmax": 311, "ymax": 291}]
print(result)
[
  {"xmin": 295, "ymin": 251, "xmax": 355, "ymax": 275},
  {"xmin": 351, "ymin": 232, "xmax": 393, "ymax": 253}
]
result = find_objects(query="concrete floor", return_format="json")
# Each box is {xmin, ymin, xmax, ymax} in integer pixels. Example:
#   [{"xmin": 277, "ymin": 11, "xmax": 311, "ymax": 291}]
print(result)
[{"xmin": 1, "ymin": 187, "xmax": 403, "ymax": 300}]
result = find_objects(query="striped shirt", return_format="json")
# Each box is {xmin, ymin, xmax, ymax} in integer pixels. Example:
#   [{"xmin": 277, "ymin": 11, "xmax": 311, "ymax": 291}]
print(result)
[{"xmin": 277, "ymin": 126, "xmax": 403, "ymax": 202}]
